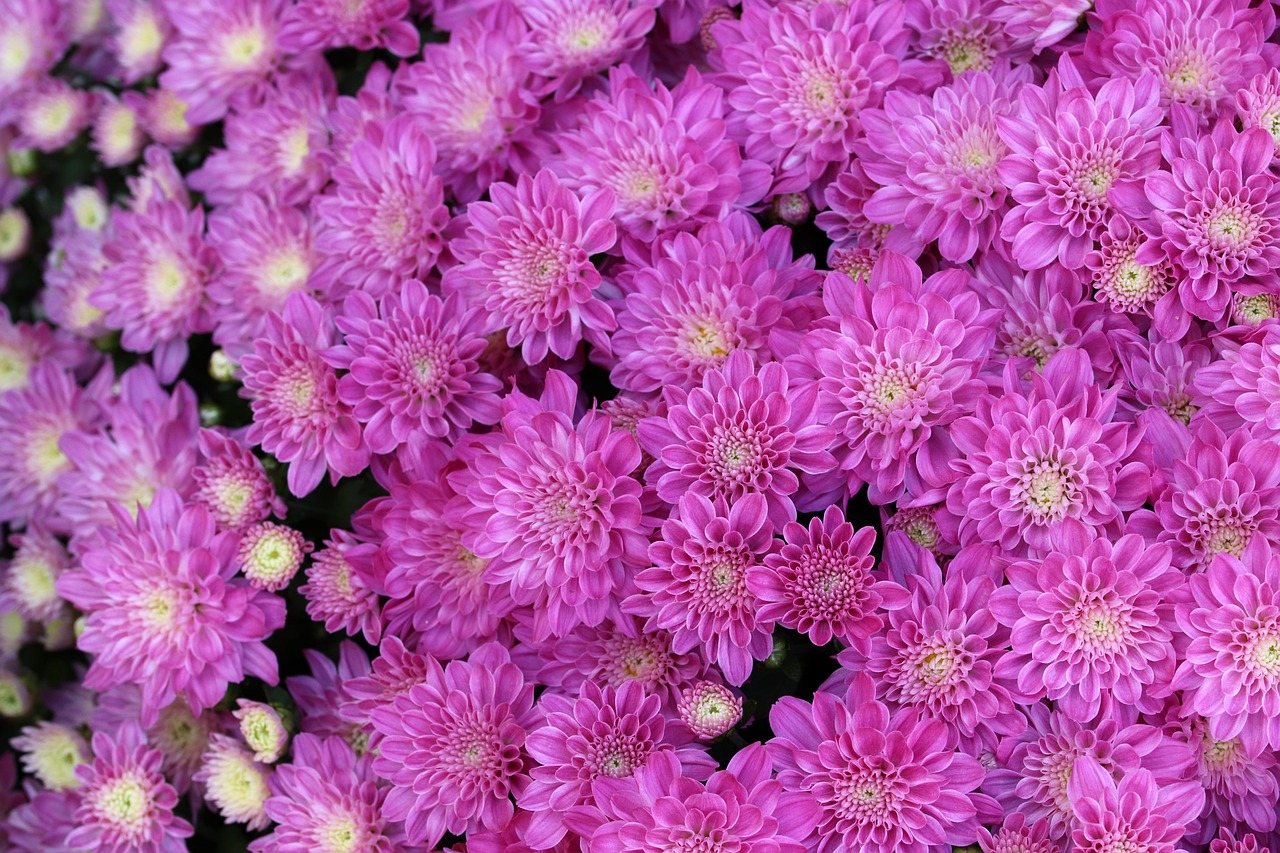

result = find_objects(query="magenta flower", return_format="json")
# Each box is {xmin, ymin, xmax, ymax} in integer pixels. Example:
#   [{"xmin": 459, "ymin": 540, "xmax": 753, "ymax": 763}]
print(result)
[
  {"xmin": 905, "ymin": 0, "xmax": 1017, "ymax": 76},
  {"xmin": 278, "ymin": 0, "xmax": 418, "ymax": 56},
  {"xmin": 106, "ymin": 0, "xmax": 171, "ymax": 84},
  {"xmin": 444, "ymin": 169, "xmax": 617, "ymax": 364},
  {"xmin": 69, "ymin": 723, "xmax": 193, "ymax": 853},
  {"xmin": 339, "ymin": 635, "xmax": 429, "ymax": 732},
  {"xmin": 976, "ymin": 814, "xmax": 1061, "ymax": 853},
  {"xmin": 299, "ymin": 533, "xmax": 383, "ymax": 645},
  {"xmin": 287, "ymin": 642, "xmax": 370, "ymax": 747},
  {"xmin": 516, "ymin": 0, "xmax": 655, "ymax": 98},
  {"xmin": 191, "ymin": 428, "xmax": 286, "ymax": 531},
  {"xmin": 768, "ymin": 674, "xmax": 995, "ymax": 853},
  {"xmin": 1083, "ymin": 214, "xmax": 1175, "ymax": 319},
  {"xmin": 676, "ymin": 681, "xmax": 743, "ymax": 741},
  {"xmin": 1066, "ymin": 757, "xmax": 1205, "ymax": 853},
  {"xmin": 311, "ymin": 115, "xmax": 450, "ymax": 299},
  {"xmin": 370, "ymin": 643, "xmax": 538, "ymax": 848},
  {"xmin": 639, "ymin": 350, "xmax": 833, "ymax": 528},
  {"xmin": 748, "ymin": 506, "xmax": 907, "ymax": 649},
  {"xmin": 240, "ymin": 293, "xmax": 370, "ymax": 498},
  {"xmin": 520, "ymin": 679, "xmax": 717, "ymax": 849},
  {"xmin": 992, "ymin": 0, "xmax": 1090, "ymax": 53},
  {"xmin": 56, "ymin": 489, "xmax": 285, "ymax": 725},
  {"xmin": 1237, "ymin": 70, "xmax": 1280, "ymax": 161},
  {"xmin": 1193, "ymin": 326, "xmax": 1280, "ymax": 438},
  {"xmin": 6, "ymin": 788, "xmax": 79, "ymax": 853},
  {"xmin": 1, "ymin": 524, "xmax": 72, "ymax": 628}
]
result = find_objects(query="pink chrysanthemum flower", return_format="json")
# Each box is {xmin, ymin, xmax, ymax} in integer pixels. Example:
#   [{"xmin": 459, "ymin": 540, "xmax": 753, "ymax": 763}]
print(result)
[
  {"xmin": 1118, "ymin": 335, "xmax": 1209, "ymax": 431},
  {"xmin": 92, "ymin": 93, "xmax": 145, "ymax": 168},
  {"xmin": 516, "ymin": 0, "xmax": 654, "ymax": 97},
  {"xmin": 445, "ymin": 169, "xmax": 616, "ymax": 364},
  {"xmin": 235, "ymin": 699, "xmax": 289, "ymax": 764},
  {"xmin": 195, "ymin": 734, "xmax": 272, "ymax": 831},
  {"xmin": 299, "ymin": 533, "xmax": 382, "ymax": 645},
  {"xmin": 991, "ymin": 0, "xmax": 1089, "ymax": 53},
  {"xmin": 639, "ymin": 351, "xmax": 833, "ymax": 528},
  {"xmin": 768, "ymin": 674, "xmax": 994, "ymax": 853},
  {"xmin": 287, "ymin": 642, "xmax": 370, "ymax": 749},
  {"xmin": 13, "ymin": 721, "xmax": 89, "ymax": 791},
  {"xmin": 861, "ymin": 70, "xmax": 1022, "ymax": 262},
  {"xmin": 676, "ymin": 681, "xmax": 742, "ymax": 740},
  {"xmin": 946, "ymin": 349, "xmax": 1149, "ymax": 555},
  {"xmin": 0, "ymin": 306, "xmax": 87, "ymax": 396},
  {"xmin": 710, "ymin": 0, "xmax": 901, "ymax": 192},
  {"xmin": 1083, "ymin": 0, "xmax": 1273, "ymax": 119},
  {"xmin": 1237, "ymin": 70, "xmax": 1280, "ymax": 161},
  {"xmin": 237, "ymin": 521, "xmax": 310, "ymax": 592},
  {"xmin": 106, "ymin": 0, "xmax": 171, "ymax": 84},
  {"xmin": 1083, "ymin": 214, "xmax": 1175, "ymax": 318},
  {"xmin": 56, "ymin": 488, "xmax": 286, "ymax": 725},
  {"xmin": 239, "ymin": 293, "xmax": 370, "ymax": 498},
  {"xmin": 520, "ymin": 679, "xmax": 716, "ymax": 849},
  {"xmin": 13, "ymin": 78, "xmax": 94, "ymax": 152},
  {"xmin": 1174, "ymin": 541, "xmax": 1280, "ymax": 754},
  {"xmin": 976, "ymin": 813, "xmax": 1061, "ymax": 853},
  {"xmin": 551, "ymin": 65, "xmax": 768, "ymax": 246},
  {"xmin": 461, "ymin": 371, "xmax": 650, "ymax": 639},
  {"xmin": 89, "ymin": 684, "xmax": 219, "ymax": 795},
  {"xmin": 370, "ymin": 643, "xmax": 538, "ymax": 848},
  {"xmin": 132, "ymin": 88, "xmax": 197, "ymax": 148},
  {"xmin": 1192, "ymin": 326, "xmax": 1280, "ymax": 438},
  {"xmin": 626, "ymin": 492, "xmax": 775, "ymax": 686},
  {"xmin": 94, "ymin": 198, "xmax": 215, "ymax": 383},
  {"xmin": 818, "ymin": 160, "xmax": 917, "ymax": 258},
  {"xmin": 159, "ymin": 0, "xmax": 288, "ymax": 125},
  {"xmin": 1066, "ymin": 757, "xmax": 1205, "ymax": 853},
  {"xmin": 278, "ymin": 0, "xmax": 418, "ymax": 56},
  {"xmin": 1233, "ymin": 291, "xmax": 1280, "ymax": 328},
  {"xmin": 312, "ymin": 116, "xmax": 449, "ymax": 299},
  {"xmin": 251, "ymin": 734, "xmax": 407, "ymax": 853},
  {"xmin": 43, "ymin": 225, "xmax": 109, "ymax": 339},
  {"xmin": 905, "ymin": 0, "xmax": 1016, "ymax": 76},
  {"xmin": 6, "ymin": 788, "xmax": 79, "ymax": 853},
  {"xmin": 191, "ymin": 429, "xmax": 285, "ymax": 531},
  {"xmin": 339, "ymin": 636, "xmax": 430, "ymax": 733},
  {"xmin": 992, "ymin": 521, "xmax": 1180, "ymax": 722},
  {"xmin": 1112, "ymin": 125, "xmax": 1280, "ymax": 328},
  {"xmin": 748, "ymin": 506, "xmax": 906, "ymax": 649},
  {"xmin": 591, "ymin": 745, "xmax": 818, "ymax": 853},
  {"xmin": 328, "ymin": 280, "xmax": 503, "ymax": 454},
  {"xmin": 883, "ymin": 503, "xmax": 961, "ymax": 557},
  {"xmin": 1, "ymin": 524, "xmax": 72, "ymax": 626},
  {"xmin": 68, "ymin": 723, "xmax": 193, "ymax": 853},
  {"xmin": 0, "ymin": 0, "xmax": 64, "ymax": 101},
  {"xmin": 998, "ymin": 70, "xmax": 1164, "ymax": 270}
]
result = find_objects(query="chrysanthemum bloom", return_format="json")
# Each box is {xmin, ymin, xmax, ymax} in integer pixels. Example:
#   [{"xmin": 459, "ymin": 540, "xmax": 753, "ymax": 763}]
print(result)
[
  {"xmin": 191, "ymin": 429, "xmax": 285, "ymax": 531},
  {"xmin": 1192, "ymin": 326, "xmax": 1280, "ymax": 438},
  {"xmin": 1083, "ymin": 0, "xmax": 1272, "ymax": 119},
  {"xmin": 975, "ymin": 813, "xmax": 1061, "ymax": 853},
  {"xmin": 992, "ymin": 521, "xmax": 1180, "ymax": 721},
  {"xmin": 767, "ymin": 673, "xmax": 995, "ymax": 853},
  {"xmin": 591, "ymin": 744, "xmax": 819, "ymax": 853},
  {"xmin": 0, "ymin": 669, "xmax": 31, "ymax": 717},
  {"xmin": 861, "ymin": 70, "xmax": 1021, "ymax": 262},
  {"xmin": 1127, "ymin": 423, "xmax": 1280, "ymax": 572},
  {"xmin": 883, "ymin": 504, "xmax": 961, "ymax": 558},
  {"xmin": 106, "ymin": 0, "xmax": 171, "ymax": 83},
  {"xmin": 57, "ymin": 489, "xmax": 286, "ymax": 725},
  {"xmin": 444, "ymin": 170, "xmax": 616, "ymax": 364},
  {"xmin": 0, "ymin": 305, "xmax": 90, "ymax": 398},
  {"xmin": 1237, "ymin": 70, "xmax": 1280, "ymax": 161},
  {"xmin": 461, "ymin": 371, "xmax": 650, "ymax": 638},
  {"xmin": 6, "ymin": 788, "xmax": 79, "ymax": 853},
  {"xmin": 195, "ymin": 734, "xmax": 272, "ymax": 830},
  {"xmin": 13, "ymin": 78, "xmax": 94, "ymax": 152},
  {"xmin": 94, "ymin": 198, "xmax": 215, "ymax": 382},
  {"xmin": 626, "ymin": 493, "xmax": 775, "ymax": 686},
  {"xmin": 237, "ymin": 521, "xmax": 310, "ymax": 592},
  {"xmin": 68, "ymin": 723, "xmax": 193, "ymax": 853},
  {"xmin": 1, "ymin": 524, "xmax": 72, "ymax": 627},
  {"xmin": 639, "ymin": 351, "xmax": 832, "ymax": 527},
  {"xmin": 251, "ymin": 733, "xmax": 407, "ymax": 853},
  {"xmin": 91, "ymin": 93, "xmax": 145, "ymax": 167},
  {"xmin": 677, "ymin": 681, "xmax": 742, "ymax": 740},
  {"xmin": 1117, "ymin": 335, "xmax": 1210, "ymax": 433},
  {"xmin": 998, "ymin": 70, "xmax": 1163, "ymax": 270},
  {"xmin": 990, "ymin": 0, "xmax": 1089, "ymax": 53},
  {"xmin": 287, "ymin": 642, "xmax": 371, "ymax": 749},
  {"xmin": 311, "ymin": 116, "xmax": 450, "ymax": 299},
  {"xmin": 239, "ymin": 293, "xmax": 370, "ymax": 497},
  {"xmin": 278, "ymin": 0, "xmax": 417, "ymax": 55},
  {"xmin": 904, "ymin": 0, "xmax": 1017, "ymax": 76},
  {"xmin": 370, "ymin": 643, "xmax": 539, "ymax": 848},
  {"xmin": 12, "ymin": 721, "xmax": 89, "ymax": 790},
  {"xmin": 1083, "ymin": 214, "xmax": 1175, "ymax": 319},
  {"xmin": 1233, "ymin": 292, "xmax": 1280, "ymax": 328},
  {"xmin": 159, "ymin": 0, "xmax": 288, "ymax": 125},
  {"xmin": 393, "ymin": 8, "xmax": 545, "ymax": 203},
  {"xmin": 339, "ymin": 636, "xmax": 430, "ymax": 734},
  {"xmin": 1111, "ymin": 126, "xmax": 1280, "ymax": 328},
  {"xmin": 132, "ymin": 88, "xmax": 197, "ymax": 148},
  {"xmin": 818, "ymin": 160, "xmax": 919, "ymax": 258},
  {"xmin": 748, "ymin": 506, "xmax": 905, "ymax": 649},
  {"xmin": 235, "ymin": 700, "xmax": 289, "ymax": 764},
  {"xmin": 1066, "ymin": 757, "xmax": 1205, "ymax": 853},
  {"xmin": 516, "ymin": 0, "xmax": 654, "ymax": 97},
  {"xmin": 91, "ymin": 684, "xmax": 220, "ymax": 794},
  {"xmin": 299, "ymin": 534, "xmax": 382, "ymax": 645},
  {"xmin": 710, "ymin": 0, "xmax": 901, "ymax": 192},
  {"xmin": 552, "ymin": 65, "xmax": 769, "ymax": 246},
  {"xmin": 327, "ymin": 281, "xmax": 503, "ymax": 454},
  {"xmin": 0, "ymin": 0, "xmax": 64, "ymax": 101},
  {"xmin": 520, "ymin": 679, "xmax": 717, "ymax": 849},
  {"xmin": 945, "ymin": 349, "xmax": 1149, "ymax": 555}
]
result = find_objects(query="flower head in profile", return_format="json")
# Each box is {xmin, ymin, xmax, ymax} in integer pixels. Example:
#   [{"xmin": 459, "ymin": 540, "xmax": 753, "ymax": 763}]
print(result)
[
  {"xmin": 991, "ymin": 0, "xmax": 1090, "ymax": 53},
  {"xmin": 278, "ymin": 0, "xmax": 418, "ymax": 56},
  {"xmin": 69, "ymin": 723, "xmax": 193, "ymax": 853},
  {"xmin": 195, "ymin": 734, "xmax": 272, "ymax": 830},
  {"xmin": 12, "ymin": 721, "xmax": 89, "ymax": 791},
  {"xmin": 1237, "ymin": 69, "xmax": 1280, "ymax": 161},
  {"xmin": 235, "ymin": 699, "xmax": 289, "ymax": 764}
]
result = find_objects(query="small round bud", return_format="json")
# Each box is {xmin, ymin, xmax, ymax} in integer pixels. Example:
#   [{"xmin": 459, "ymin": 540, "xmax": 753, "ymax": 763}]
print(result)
[
  {"xmin": 770, "ymin": 192, "xmax": 812, "ymax": 226},
  {"xmin": 677, "ymin": 681, "xmax": 743, "ymax": 740},
  {"xmin": 234, "ymin": 700, "xmax": 289, "ymax": 764},
  {"xmin": 238, "ymin": 522, "xmax": 311, "ymax": 592},
  {"xmin": 209, "ymin": 349, "xmax": 238, "ymax": 382}
]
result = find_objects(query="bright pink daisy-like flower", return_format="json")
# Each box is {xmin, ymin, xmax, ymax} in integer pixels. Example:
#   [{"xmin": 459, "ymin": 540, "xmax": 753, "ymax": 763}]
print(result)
[
  {"xmin": 327, "ymin": 280, "xmax": 503, "ymax": 454},
  {"xmin": 191, "ymin": 429, "xmax": 285, "ymax": 531},
  {"xmin": 6, "ymin": 788, "xmax": 79, "ymax": 853},
  {"xmin": 240, "ymin": 293, "xmax": 370, "ymax": 498},
  {"xmin": 520, "ymin": 679, "xmax": 717, "ymax": 849},
  {"xmin": 904, "ymin": 0, "xmax": 1018, "ymax": 76},
  {"xmin": 998, "ymin": 69, "xmax": 1164, "ymax": 270},
  {"xmin": 549, "ymin": 65, "xmax": 770, "ymax": 246},
  {"xmin": 278, "ymin": 0, "xmax": 418, "ymax": 56},
  {"xmin": 1083, "ymin": 214, "xmax": 1176, "ymax": 320},
  {"xmin": 710, "ymin": 0, "xmax": 901, "ymax": 192},
  {"xmin": 748, "ymin": 505, "xmax": 906, "ymax": 649},
  {"xmin": 339, "ymin": 635, "xmax": 429, "ymax": 733},
  {"xmin": 626, "ymin": 492, "xmax": 775, "ymax": 686},
  {"xmin": 12, "ymin": 78, "xmax": 94, "ymax": 152},
  {"xmin": 638, "ymin": 350, "xmax": 833, "ymax": 528},
  {"xmin": 94, "ymin": 198, "xmax": 215, "ymax": 383},
  {"xmin": 945, "ymin": 349, "xmax": 1150, "ymax": 555},
  {"xmin": 1, "ymin": 523, "xmax": 72, "ymax": 626},
  {"xmin": 991, "ymin": 521, "xmax": 1180, "ymax": 722},
  {"xmin": 68, "ymin": 723, "xmax": 193, "ymax": 853},
  {"xmin": 444, "ymin": 169, "xmax": 617, "ymax": 364},
  {"xmin": 768, "ymin": 673, "xmax": 994, "ymax": 853},
  {"xmin": 311, "ymin": 115, "xmax": 450, "ymax": 299},
  {"xmin": 1066, "ymin": 757, "xmax": 1206, "ymax": 853},
  {"xmin": 516, "ymin": 0, "xmax": 655, "ymax": 98},
  {"xmin": 106, "ymin": 0, "xmax": 171, "ymax": 84},
  {"xmin": 370, "ymin": 643, "xmax": 539, "ymax": 848},
  {"xmin": 251, "ymin": 734, "xmax": 408, "ymax": 853},
  {"xmin": 91, "ymin": 684, "xmax": 220, "ymax": 797},
  {"xmin": 860, "ymin": 70, "xmax": 1022, "ymax": 262},
  {"xmin": 159, "ymin": 0, "xmax": 287, "ymax": 125},
  {"xmin": 56, "ymin": 489, "xmax": 285, "ymax": 725},
  {"xmin": 299, "ymin": 532, "xmax": 383, "ymax": 645},
  {"xmin": 1112, "ymin": 125, "xmax": 1280, "ymax": 328},
  {"xmin": 590, "ymin": 744, "xmax": 819, "ymax": 853},
  {"xmin": 991, "ymin": 0, "xmax": 1089, "ymax": 53},
  {"xmin": 460, "ymin": 371, "xmax": 649, "ymax": 639},
  {"xmin": 0, "ymin": 0, "xmax": 64, "ymax": 101},
  {"xmin": 1192, "ymin": 326, "xmax": 1280, "ymax": 438}
]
